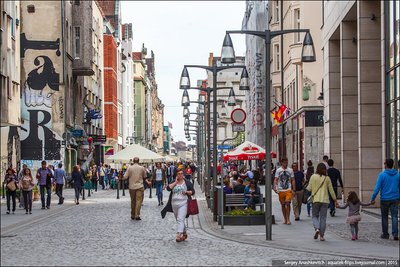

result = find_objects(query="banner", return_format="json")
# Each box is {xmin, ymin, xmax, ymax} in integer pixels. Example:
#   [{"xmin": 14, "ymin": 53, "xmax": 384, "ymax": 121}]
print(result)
[{"xmin": 104, "ymin": 146, "xmax": 114, "ymax": 155}]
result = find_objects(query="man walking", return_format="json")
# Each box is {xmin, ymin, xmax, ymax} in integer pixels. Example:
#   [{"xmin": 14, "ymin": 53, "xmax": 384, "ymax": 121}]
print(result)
[
  {"xmin": 167, "ymin": 162, "xmax": 176, "ymax": 184},
  {"xmin": 122, "ymin": 157, "xmax": 151, "ymax": 220},
  {"xmin": 371, "ymin": 158, "xmax": 399, "ymax": 240},
  {"xmin": 36, "ymin": 160, "xmax": 53, "ymax": 209},
  {"xmin": 327, "ymin": 159, "xmax": 344, "ymax": 217},
  {"xmin": 99, "ymin": 163, "xmax": 106, "ymax": 190},
  {"xmin": 54, "ymin": 163, "xmax": 66, "ymax": 204},
  {"xmin": 292, "ymin": 162, "xmax": 305, "ymax": 221},
  {"xmin": 274, "ymin": 158, "xmax": 296, "ymax": 225}
]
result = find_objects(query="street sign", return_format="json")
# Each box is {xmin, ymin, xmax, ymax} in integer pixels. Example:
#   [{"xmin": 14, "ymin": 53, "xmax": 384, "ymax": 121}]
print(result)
[
  {"xmin": 231, "ymin": 108, "xmax": 246, "ymax": 124},
  {"xmin": 89, "ymin": 134, "xmax": 106, "ymax": 143},
  {"xmin": 232, "ymin": 123, "xmax": 245, "ymax": 132}
]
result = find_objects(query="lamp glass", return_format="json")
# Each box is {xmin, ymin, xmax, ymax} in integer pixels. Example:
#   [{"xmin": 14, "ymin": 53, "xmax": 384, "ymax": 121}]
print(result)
[
  {"xmin": 227, "ymin": 88, "xmax": 236, "ymax": 106},
  {"xmin": 183, "ymin": 107, "xmax": 189, "ymax": 117},
  {"xmin": 221, "ymin": 33, "xmax": 236, "ymax": 64},
  {"xmin": 181, "ymin": 89, "xmax": 190, "ymax": 106},
  {"xmin": 301, "ymin": 32, "xmax": 316, "ymax": 62},
  {"xmin": 179, "ymin": 67, "xmax": 191, "ymax": 89},
  {"xmin": 239, "ymin": 68, "xmax": 250, "ymax": 90}
]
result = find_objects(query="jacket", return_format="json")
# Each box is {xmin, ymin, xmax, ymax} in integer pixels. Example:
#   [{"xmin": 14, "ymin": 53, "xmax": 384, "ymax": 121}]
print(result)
[
  {"xmin": 371, "ymin": 169, "xmax": 400, "ymax": 201},
  {"xmin": 152, "ymin": 168, "xmax": 166, "ymax": 184},
  {"xmin": 161, "ymin": 179, "xmax": 195, "ymax": 219},
  {"xmin": 306, "ymin": 174, "xmax": 336, "ymax": 204},
  {"xmin": 72, "ymin": 171, "xmax": 84, "ymax": 188},
  {"xmin": 122, "ymin": 163, "xmax": 147, "ymax": 190}
]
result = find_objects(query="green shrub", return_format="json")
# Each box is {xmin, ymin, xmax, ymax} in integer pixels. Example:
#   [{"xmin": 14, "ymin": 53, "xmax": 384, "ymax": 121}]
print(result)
[{"xmin": 224, "ymin": 209, "xmax": 264, "ymax": 216}]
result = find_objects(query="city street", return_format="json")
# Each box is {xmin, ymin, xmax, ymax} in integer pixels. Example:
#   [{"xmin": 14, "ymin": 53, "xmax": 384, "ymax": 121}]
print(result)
[{"xmin": 1, "ymin": 183, "xmax": 398, "ymax": 266}]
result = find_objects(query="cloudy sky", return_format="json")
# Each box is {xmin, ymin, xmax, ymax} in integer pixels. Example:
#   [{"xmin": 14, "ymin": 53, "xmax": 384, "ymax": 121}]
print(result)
[{"xmin": 121, "ymin": 1, "xmax": 247, "ymax": 144}]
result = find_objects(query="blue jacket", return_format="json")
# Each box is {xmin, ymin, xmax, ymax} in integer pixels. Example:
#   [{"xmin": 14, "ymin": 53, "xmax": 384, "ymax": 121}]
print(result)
[{"xmin": 371, "ymin": 169, "xmax": 400, "ymax": 201}]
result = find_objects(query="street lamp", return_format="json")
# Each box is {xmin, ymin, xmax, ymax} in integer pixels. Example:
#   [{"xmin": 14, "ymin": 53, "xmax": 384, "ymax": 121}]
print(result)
[
  {"xmin": 223, "ymin": 28, "xmax": 316, "ymax": 240},
  {"xmin": 227, "ymin": 88, "xmax": 236, "ymax": 106},
  {"xmin": 181, "ymin": 89, "xmax": 190, "ymax": 107},
  {"xmin": 180, "ymin": 64, "xmax": 249, "ymax": 221}
]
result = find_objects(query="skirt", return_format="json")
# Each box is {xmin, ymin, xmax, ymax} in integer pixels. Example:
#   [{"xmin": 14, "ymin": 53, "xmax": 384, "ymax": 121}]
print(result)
[{"xmin": 346, "ymin": 214, "xmax": 362, "ymax": 224}]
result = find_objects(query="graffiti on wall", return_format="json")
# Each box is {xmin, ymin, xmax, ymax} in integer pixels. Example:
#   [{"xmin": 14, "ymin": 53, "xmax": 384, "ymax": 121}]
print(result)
[{"xmin": 20, "ymin": 33, "xmax": 63, "ymax": 161}]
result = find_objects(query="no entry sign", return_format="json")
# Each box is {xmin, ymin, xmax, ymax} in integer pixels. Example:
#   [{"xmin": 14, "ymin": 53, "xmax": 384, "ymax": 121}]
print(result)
[{"xmin": 230, "ymin": 108, "xmax": 246, "ymax": 124}]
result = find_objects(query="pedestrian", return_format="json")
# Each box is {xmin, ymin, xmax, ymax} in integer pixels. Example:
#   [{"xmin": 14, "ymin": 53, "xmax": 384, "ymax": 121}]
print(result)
[
  {"xmin": 72, "ymin": 165, "xmax": 84, "ymax": 205},
  {"xmin": 304, "ymin": 160, "xmax": 314, "ymax": 217},
  {"xmin": 161, "ymin": 168, "xmax": 195, "ymax": 242},
  {"xmin": 152, "ymin": 162, "xmax": 167, "ymax": 206},
  {"xmin": 244, "ymin": 180, "xmax": 261, "ymax": 210},
  {"xmin": 54, "ymin": 163, "xmax": 66, "ymax": 205},
  {"xmin": 223, "ymin": 177, "xmax": 233, "ymax": 194},
  {"xmin": 327, "ymin": 159, "xmax": 344, "ymax": 217},
  {"xmin": 3, "ymin": 168, "xmax": 17, "ymax": 214},
  {"xmin": 103, "ymin": 164, "xmax": 110, "ymax": 190},
  {"xmin": 99, "ymin": 163, "xmax": 106, "ymax": 190},
  {"xmin": 370, "ymin": 158, "xmax": 399, "ymax": 241},
  {"xmin": 274, "ymin": 158, "xmax": 296, "ymax": 225},
  {"xmin": 20, "ymin": 168, "xmax": 34, "ymax": 214},
  {"xmin": 306, "ymin": 163, "xmax": 337, "ymax": 241},
  {"xmin": 184, "ymin": 165, "xmax": 193, "ymax": 183},
  {"xmin": 322, "ymin": 155, "xmax": 329, "ymax": 170},
  {"xmin": 36, "ymin": 160, "xmax": 53, "ymax": 209},
  {"xmin": 233, "ymin": 178, "xmax": 245, "ymax": 194},
  {"xmin": 17, "ymin": 164, "xmax": 28, "ymax": 209},
  {"xmin": 91, "ymin": 165, "xmax": 98, "ymax": 192},
  {"xmin": 122, "ymin": 157, "xmax": 151, "ymax": 220},
  {"xmin": 292, "ymin": 162, "xmax": 305, "ymax": 221},
  {"xmin": 336, "ymin": 191, "xmax": 371, "ymax": 240}
]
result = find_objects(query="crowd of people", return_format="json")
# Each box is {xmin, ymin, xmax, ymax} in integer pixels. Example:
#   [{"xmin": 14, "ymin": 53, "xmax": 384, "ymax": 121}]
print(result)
[{"xmin": 2, "ymin": 155, "xmax": 398, "ymax": 243}]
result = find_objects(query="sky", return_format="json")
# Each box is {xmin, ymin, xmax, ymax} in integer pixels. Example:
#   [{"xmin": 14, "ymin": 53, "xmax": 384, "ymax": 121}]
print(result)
[{"xmin": 121, "ymin": 1, "xmax": 247, "ymax": 145}]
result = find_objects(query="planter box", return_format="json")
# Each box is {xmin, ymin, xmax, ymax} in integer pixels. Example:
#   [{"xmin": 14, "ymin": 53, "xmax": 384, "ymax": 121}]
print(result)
[{"xmin": 218, "ymin": 215, "xmax": 275, "ymax": 225}]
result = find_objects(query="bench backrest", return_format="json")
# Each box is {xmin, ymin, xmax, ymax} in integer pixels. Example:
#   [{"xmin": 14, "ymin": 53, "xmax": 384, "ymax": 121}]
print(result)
[{"xmin": 225, "ymin": 193, "xmax": 264, "ymax": 204}]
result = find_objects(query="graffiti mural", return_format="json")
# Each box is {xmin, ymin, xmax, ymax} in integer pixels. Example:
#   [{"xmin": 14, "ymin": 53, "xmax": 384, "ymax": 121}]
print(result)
[{"xmin": 20, "ymin": 25, "xmax": 64, "ymax": 163}]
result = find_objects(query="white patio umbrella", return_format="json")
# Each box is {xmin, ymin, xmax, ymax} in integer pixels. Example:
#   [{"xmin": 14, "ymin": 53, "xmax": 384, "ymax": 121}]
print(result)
[{"xmin": 105, "ymin": 143, "xmax": 165, "ymax": 164}]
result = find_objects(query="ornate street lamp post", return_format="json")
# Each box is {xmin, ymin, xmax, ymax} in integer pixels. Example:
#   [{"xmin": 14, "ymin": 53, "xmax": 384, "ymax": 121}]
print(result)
[{"xmin": 222, "ymin": 29, "xmax": 316, "ymax": 240}]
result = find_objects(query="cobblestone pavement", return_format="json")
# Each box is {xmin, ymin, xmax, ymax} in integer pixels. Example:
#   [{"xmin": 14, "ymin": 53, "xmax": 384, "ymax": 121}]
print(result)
[{"xmin": 1, "ymin": 188, "xmax": 362, "ymax": 266}]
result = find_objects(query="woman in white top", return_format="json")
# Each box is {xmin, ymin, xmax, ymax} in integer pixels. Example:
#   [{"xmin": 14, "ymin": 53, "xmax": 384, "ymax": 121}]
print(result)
[{"xmin": 161, "ymin": 169, "xmax": 195, "ymax": 242}]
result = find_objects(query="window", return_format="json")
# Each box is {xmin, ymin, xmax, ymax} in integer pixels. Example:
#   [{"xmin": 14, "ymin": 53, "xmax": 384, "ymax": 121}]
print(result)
[
  {"xmin": 275, "ymin": 0, "xmax": 280, "ymax": 22},
  {"xmin": 274, "ymin": 44, "xmax": 280, "ymax": 71},
  {"xmin": 74, "ymin": 0, "xmax": 80, "ymax": 5},
  {"xmin": 74, "ymin": 27, "xmax": 80, "ymax": 58},
  {"xmin": 294, "ymin": 9, "xmax": 301, "ymax": 43},
  {"xmin": 133, "ymin": 104, "xmax": 136, "ymax": 116}
]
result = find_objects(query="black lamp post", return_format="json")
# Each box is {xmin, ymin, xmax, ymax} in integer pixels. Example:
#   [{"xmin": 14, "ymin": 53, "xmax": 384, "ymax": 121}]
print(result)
[
  {"xmin": 180, "ymin": 64, "xmax": 249, "ymax": 220},
  {"xmin": 222, "ymin": 29, "xmax": 316, "ymax": 240}
]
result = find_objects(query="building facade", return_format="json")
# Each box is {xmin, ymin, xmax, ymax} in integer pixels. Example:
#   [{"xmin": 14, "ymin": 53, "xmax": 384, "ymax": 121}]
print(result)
[
  {"xmin": 269, "ymin": 0, "xmax": 324, "ymax": 169},
  {"xmin": 0, "ymin": 0, "xmax": 21, "ymax": 176},
  {"xmin": 321, "ymin": 0, "xmax": 399, "ymax": 202},
  {"xmin": 133, "ymin": 48, "xmax": 147, "ymax": 146}
]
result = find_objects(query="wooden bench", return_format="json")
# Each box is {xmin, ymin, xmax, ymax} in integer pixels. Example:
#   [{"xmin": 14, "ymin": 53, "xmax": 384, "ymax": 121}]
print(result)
[{"xmin": 225, "ymin": 193, "xmax": 264, "ymax": 212}]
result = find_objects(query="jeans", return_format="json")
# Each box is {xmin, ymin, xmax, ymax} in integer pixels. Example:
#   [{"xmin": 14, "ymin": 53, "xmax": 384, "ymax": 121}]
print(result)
[
  {"xmin": 92, "ymin": 179, "xmax": 98, "ymax": 192},
  {"xmin": 40, "ymin": 185, "xmax": 51, "ymax": 208},
  {"xmin": 104, "ymin": 178, "xmax": 109, "ymax": 189},
  {"xmin": 74, "ymin": 186, "xmax": 82, "ymax": 202},
  {"xmin": 312, "ymin": 202, "xmax": 329, "ymax": 236},
  {"xmin": 155, "ymin": 181, "xmax": 164, "ymax": 204},
  {"xmin": 292, "ymin": 190, "xmax": 304, "ymax": 218},
  {"xmin": 329, "ymin": 187, "xmax": 338, "ymax": 212},
  {"xmin": 247, "ymin": 196, "xmax": 260, "ymax": 210},
  {"xmin": 307, "ymin": 202, "xmax": 312, "ymax": 215},
  {"xmin": 380, "ymin": 200, "xmax": 399, "ymax": 238},
  {"xmin": 55, "ymin": 183, "xmax": 63, "ymax": 203},
  {"xmin": 6, "ymin": 190, "xmax": 16, "ymax": 212},
  {"xmin": 22, "ymin": 190, "xmax": 33, "ymax": 212}
]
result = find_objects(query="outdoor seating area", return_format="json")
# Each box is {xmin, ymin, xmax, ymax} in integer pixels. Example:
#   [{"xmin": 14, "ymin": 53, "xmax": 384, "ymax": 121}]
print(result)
[{"xmin": 225, "ymin": 193, "xmax": 264, "ymax": 212}]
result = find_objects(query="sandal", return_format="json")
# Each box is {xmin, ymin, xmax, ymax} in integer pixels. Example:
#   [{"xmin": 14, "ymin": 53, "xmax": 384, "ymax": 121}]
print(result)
[
  {"xmin": 182, "ymin": 232, "xmax": 188, "ymax": 241},
  {"xmin": 320, "ymin": 235, "xmax": 325, "ymax": 241},
  {"xmin": 176, "ymin": 233, "xmax": 183, "ymax": 242}
]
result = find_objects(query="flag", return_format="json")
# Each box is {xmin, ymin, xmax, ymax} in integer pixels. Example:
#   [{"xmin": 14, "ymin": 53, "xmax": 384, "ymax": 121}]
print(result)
[
  {"xmin": 168, "ymin": 121, "xmax": 173, "ymax": 129},
  {"xmin": 104, "ymin": 146, "xmax": 114, "ymax": 155}
]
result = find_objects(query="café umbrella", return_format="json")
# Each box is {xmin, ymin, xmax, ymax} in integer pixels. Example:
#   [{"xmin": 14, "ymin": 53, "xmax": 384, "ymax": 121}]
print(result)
[{"xmin": 223, "ymin": 141, "xmax": 275, "ymax": 161}]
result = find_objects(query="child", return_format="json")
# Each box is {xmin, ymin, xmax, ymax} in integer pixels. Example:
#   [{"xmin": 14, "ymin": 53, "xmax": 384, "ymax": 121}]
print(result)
[{"xmin": 336, "ymin": 191, "xmax": 371, "ymax": 240}]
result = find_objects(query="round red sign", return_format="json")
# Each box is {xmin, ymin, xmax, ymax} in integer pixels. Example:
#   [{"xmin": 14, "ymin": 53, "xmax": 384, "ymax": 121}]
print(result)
[{"xmin": 230, "ymin": 108, "xmax": 246, "ymax": 124}]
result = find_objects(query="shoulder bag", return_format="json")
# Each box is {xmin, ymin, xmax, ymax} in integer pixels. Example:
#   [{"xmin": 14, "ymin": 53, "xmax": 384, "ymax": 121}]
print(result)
[
  {"xmin": 307, "ymin": 176, "xmax": 327, "ymax": 204},
  {"xmin": 7, "ymin": 181, "xmax": 17, "ymax": 191},
  {"xmin": 187, "ymin": 197, "xmax": 199, "ymax": 215}
]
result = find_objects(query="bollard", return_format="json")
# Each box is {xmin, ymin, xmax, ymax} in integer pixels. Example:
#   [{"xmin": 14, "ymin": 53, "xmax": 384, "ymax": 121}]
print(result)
[
  {"xmin": 82, "ymin": 187, "xmax": 85, "ymax": 200},
  {"xmin": 2, "ymin": 183, "xmax": 5, "ymax": 198},
  {"xmin": 122, "ymin": 180, "xmax": 125, "ymax": 197},
  {"xmin": 116, "ymin": 179, "xmax": 120, "ymax": 199}
]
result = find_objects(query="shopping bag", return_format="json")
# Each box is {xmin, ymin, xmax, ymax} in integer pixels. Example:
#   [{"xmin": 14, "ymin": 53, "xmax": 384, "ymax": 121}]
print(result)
[{"xmin": 187, "ymin": 198, "xmax": 199, "ymax": 215}]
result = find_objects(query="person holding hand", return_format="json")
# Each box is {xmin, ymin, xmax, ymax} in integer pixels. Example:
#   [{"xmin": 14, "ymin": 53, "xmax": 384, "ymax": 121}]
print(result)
[{"xmin": 161, "ymin": 168, "xmax": 195, "ymax": 242}]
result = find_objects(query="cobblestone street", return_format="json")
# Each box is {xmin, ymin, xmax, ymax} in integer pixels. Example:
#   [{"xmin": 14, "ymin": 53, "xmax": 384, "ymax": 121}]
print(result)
[{"xmin": 0, "ymin": 187, "xmax": 376, "ymax": 266}]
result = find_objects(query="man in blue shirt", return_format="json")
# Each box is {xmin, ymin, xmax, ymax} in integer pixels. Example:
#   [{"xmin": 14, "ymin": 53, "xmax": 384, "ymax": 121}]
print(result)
[
  {"xmin": 36, "ymin": 160, "xmax": 53, "ymax": 209},
  {"xmin": 371, "ymin": 158, "xmax": 400, "ymax": 240},
  {"xmin": 54, "ymin": 163, "xmax": 66, "ymax": 205}
]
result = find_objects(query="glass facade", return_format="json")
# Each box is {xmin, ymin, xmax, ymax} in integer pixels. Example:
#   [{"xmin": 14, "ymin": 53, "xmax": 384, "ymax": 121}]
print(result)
[{"xmin": 385, "ymin": 0, "xmax": 399, "ymax": 165}]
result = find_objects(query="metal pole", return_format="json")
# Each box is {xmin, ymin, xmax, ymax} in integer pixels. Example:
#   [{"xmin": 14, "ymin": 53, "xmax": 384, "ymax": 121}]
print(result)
[
  {"xmin": 116, "ymin": 176, "xmax": 120, "ymax": 199},
  {"xmin": 264, "ymin": 30, "xmax": 273, "ymax": 241},
  {"xmin": 206, "ymin": 89, "xmax": 211, "ymax": 208},
  {"xmin": 212, "ymin": 68, "xmax": 218, "ymax": 222}
]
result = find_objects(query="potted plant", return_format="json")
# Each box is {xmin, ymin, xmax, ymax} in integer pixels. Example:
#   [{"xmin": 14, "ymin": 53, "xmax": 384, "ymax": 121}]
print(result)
[
  {"xmin": 32, "ymin": 185, "xmax": 40, "ymax": 201},
  {"xmin": 219, "ymin": 209, "xmax": 275, "ymax": 225}
]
